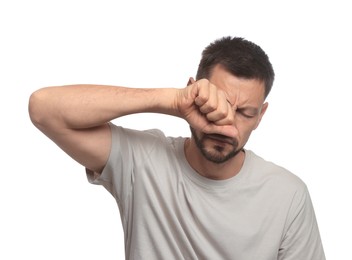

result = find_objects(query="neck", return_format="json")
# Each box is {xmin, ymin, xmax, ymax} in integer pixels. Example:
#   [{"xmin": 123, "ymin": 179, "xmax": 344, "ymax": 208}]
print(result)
[{"xmin": 184, "ymin": 138, "xmax": 245, "ymax": 180}]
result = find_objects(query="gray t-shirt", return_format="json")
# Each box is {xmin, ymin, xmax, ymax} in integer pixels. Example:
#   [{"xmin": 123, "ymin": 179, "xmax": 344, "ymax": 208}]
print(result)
[{"xmin": 87, "ymin": 124, "xmax": 325, "ymax": 260}]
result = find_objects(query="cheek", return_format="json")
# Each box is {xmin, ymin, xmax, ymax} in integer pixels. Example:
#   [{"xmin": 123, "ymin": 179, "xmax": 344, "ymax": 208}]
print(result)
[
  {"xmin": 239, "ymin": 130, "xmax": 252, "ymax": 144},
  {"xmin": 237, "ymin": 124, "xmax": 257, "ymax": 144}
]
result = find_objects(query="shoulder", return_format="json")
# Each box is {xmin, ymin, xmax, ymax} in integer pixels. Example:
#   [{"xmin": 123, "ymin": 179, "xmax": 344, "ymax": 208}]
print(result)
[
  {"xmin": 109, "ymin": 123, "xmax": 185, "ymax": 152},
  {"xmin": 244, "ymin": 150, "xmax": 307, "ymax": 194},
  {"xmin": 109, "ymin": 123, "xmax": 166, "ymax": 148},
  {"xmin": 110, "ymin": 123, "xmax": 166, "ymax": 139}
]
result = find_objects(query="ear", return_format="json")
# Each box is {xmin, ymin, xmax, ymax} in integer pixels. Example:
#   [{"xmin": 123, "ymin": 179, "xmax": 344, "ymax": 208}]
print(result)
[
  {"xmin": 254, "ymin": 102, "xmax": 268, "ymax": 130},
  {"xmin": 187, "ymin": 77, "xmax": 195, "ymax": 86}
]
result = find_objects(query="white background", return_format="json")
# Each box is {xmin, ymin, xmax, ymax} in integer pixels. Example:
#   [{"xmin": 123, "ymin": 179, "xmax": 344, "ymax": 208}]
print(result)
[{"xmin": 1, "ymin": 0, "xmax": 351, "ymax": 259}]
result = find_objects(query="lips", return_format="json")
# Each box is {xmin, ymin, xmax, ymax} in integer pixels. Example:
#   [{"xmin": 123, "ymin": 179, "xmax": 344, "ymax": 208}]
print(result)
[{"xmin": 205, "ymin": 134, "xmax": 235, "ymax": 145}]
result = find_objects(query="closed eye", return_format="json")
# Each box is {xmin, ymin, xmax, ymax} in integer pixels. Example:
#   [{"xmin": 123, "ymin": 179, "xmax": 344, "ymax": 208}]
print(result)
[
  {"xmin": 238, "ymin": 111, "xmax": 255, "ymax": 118},
  {"xmin": 236, "ymin": 108, "xmax": 258, "ymax": 119}
]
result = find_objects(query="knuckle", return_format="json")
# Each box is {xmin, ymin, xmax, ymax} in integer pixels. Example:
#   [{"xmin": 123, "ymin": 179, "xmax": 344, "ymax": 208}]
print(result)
[
  {"xmin": 198, "ymin": 78, "xmax": 209, "ymax": 84},
  {"xmin": 195, "ymin": 95, "xmax": 207, "ymax": 105},
  {"xmin": 218, "ymin": 106, "xmax": 228, "ymax": 118},
  {"xmin": 200, "ymin": 105, "xmax": 214, "ymax": 114}
]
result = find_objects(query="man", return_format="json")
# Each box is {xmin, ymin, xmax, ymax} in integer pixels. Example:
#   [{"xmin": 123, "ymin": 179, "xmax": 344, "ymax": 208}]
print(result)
[{"xmin": 29, "ymin": 36, "xmax": 325, "ymax": 259}]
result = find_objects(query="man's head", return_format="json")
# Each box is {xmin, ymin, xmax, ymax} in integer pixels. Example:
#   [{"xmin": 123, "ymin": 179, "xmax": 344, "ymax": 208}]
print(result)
[
  {"xmin": 196, "ymin": 36, "xmax": 274, "ymax": 99},
  {"xmin": 190, "ymin": 37, "xmax": 274, "ymax": 165}
]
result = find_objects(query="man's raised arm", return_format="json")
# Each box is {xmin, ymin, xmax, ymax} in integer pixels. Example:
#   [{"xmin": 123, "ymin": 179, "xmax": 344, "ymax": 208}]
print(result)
[
  {"xmin": 28, "ymin": 80, "xmax": 236, "ymax": 172},
  {"xmin": 28, "ymin": 84, "xmax": 178, "ymax": 173}
]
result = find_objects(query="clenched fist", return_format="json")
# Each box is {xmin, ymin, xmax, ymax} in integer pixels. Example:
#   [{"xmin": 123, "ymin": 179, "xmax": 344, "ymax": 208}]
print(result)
[{"xmin": 175, "ymin": 78, "xmax": 238, "ymax": 138}]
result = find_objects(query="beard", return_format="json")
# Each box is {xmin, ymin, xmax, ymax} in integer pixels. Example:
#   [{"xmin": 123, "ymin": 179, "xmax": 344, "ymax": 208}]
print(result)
[{"xmin": 190, "ymin": 127, "xmax": 243, "ymax": 164}]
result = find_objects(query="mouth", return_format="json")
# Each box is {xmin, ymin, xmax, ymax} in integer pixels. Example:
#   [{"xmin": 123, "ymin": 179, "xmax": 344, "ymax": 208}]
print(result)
[{"xmin": 205, "ymin": 134, "xmax": 235, "ymax": 145}]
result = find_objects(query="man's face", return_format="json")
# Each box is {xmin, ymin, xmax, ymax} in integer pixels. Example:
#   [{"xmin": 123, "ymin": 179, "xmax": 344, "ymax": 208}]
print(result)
[{"xmin": 191, "ymin": 65, "xmax": 268, "ymax": 164}]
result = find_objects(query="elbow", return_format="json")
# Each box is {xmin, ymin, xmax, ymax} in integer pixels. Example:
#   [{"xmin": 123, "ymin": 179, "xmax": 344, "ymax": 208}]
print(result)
[{"xmin": 28, "ymin": 88, "xmax": 50, "ymax": 129}]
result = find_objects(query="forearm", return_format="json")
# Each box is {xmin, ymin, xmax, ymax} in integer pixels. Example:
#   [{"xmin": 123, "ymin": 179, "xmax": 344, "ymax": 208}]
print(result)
[{"xmin": 29, "ymin": 84, "xmax": 179, "ymax": 130}]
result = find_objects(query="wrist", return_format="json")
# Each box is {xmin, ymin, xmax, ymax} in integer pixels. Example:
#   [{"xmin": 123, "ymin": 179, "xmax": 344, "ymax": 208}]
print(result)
[{"xmin": 141, "ymin": 88, "xmax": 179, "ymax": 117}]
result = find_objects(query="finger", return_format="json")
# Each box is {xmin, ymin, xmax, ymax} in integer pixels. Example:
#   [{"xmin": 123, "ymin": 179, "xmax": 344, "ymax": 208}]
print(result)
[
  {"xmin": 198, "ymin": 84, "xmax": 218, "ymax": 114},
  {"xmin": 194, "ymin": 79, "xmax": 210, "ymax": 107},
  {"xmin": 205, "ymin": 91, "xmax": 234, "ymax": 124}
]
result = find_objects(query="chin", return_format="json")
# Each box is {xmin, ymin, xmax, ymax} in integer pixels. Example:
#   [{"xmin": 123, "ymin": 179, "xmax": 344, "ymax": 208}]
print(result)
[
  {"xmin": 201, "ymin": 146, "xmax": 243, "ymax": 164},
  {"xmin": 190, "ymin": 126, "xmax": 242, "ymax": 164}
]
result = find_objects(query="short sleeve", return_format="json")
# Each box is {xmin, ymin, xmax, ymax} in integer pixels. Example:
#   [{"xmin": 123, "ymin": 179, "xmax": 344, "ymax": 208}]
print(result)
[
  {"xmin": 278, "ymin": 185, "xmax": 325, "ymax": 260},
  {"xmin": 86, "ymin": 123, "xmax": 164, "ymax": 211}
]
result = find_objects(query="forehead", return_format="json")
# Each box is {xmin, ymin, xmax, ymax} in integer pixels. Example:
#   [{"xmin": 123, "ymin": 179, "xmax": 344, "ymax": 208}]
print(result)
[{"xmin": 209, "ymin": 65, "xmax": 266, "ymax": 105}]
